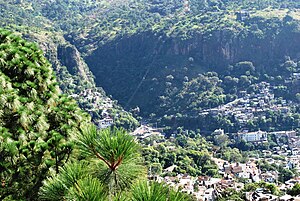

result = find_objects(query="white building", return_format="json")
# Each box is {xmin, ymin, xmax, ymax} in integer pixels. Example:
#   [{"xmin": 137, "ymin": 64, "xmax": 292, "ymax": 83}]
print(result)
[
  {"xmin": 213, "ymin": 129, "xmax": 225, "ymax": 135},
  {"xmin": 237, "ymin": 130, "xmax": 268, "ymax": 142},
  {"xmin": 97, "ymin": 117, "xmax": 113, "ymax": 128}
]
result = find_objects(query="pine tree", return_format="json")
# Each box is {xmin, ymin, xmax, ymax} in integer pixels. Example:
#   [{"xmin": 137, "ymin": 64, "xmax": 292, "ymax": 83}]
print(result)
[
  {"xmin": 39, "ymin": 125, "xmax": 193, "ymax": 201},
  {"xmin": 0, "ymin": 29, "xmax": 90, "ymax": 200}
]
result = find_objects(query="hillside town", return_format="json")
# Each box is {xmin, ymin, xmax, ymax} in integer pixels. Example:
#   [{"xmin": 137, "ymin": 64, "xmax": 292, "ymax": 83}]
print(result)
[
  {"xmin": 68, "ymin": 78, "xmax": 300, "ymax": 201},
  {"xmin": 70, "ymin": 88, "xmax": 116, "ymax": 128},
  {"xmin": 200, "ymin": 82, "xmax": 295, "ymax": 127},
  {"xmin": 133, "ymin": 124, "xmax": 300, "ymax": 201}
]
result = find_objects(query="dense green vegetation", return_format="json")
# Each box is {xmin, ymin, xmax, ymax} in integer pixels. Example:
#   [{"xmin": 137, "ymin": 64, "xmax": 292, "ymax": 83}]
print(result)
[
  {"xmin": 1, "ymin": 0, "xmax": 300, "ymax": 134},
  {"xmin": 64, "ymin": 0, "xmax": 300, "ymax": 135},
  {"xmin": 216, "ymin": 181, "xmax": 280, "ymax": 201},
  {"xmin": 287, "ymin": 183, "xmax": 300, "ymax": 196},
  {"xmin": 0, "ymin": 29, "xmax": 91, "ymax": 200},
  {"xmin": 0, "ymin": 0, "xmax": 139, "ymax": 131},
  {"xmin": 2, "ymin": 0, "xmax": 300, "ymax": 200},
  {"xmin": 0, "ymin": 29, "xmax": 192, "ymax": 201},
  {"xmin": 39, "ymin": 124, "xmax": 193, "ymax": 201},
  {"xmin": 142, "ymin": 131, "xmax": 219, "ymax": 177}
]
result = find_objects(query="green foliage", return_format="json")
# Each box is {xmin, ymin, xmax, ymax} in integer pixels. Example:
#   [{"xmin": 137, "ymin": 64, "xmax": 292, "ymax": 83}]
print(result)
[
  {"xmin": 74, "ymin": 124, "xmax": 146, "ymax": 195},
  {"xmin": 1, "ymin": 0, "xmax": 300, "ymax": 135},
  {"xmin": 216, "ymin": 147, "xmax": 244, "ymax": 163},
  {"xmin": 131, "ymin": 181, "xmax": 193, "ymax": 201},
  {"xmin": 40, "ymin": 125, "xmax": 146, "ymax": 200},
  {"xmin": 216, "ymin": 188, "xmax": 243, "ymax": 201},
  {"xmin": 0, "ymin": 0, "xmax": 139, "ymax": 132},
  {"xmin": 243, "ymin": 182, "xmax": 280, "ymax": 195},
  {"xmin": 141, "ymin": 133, "xmax": 219, "ymax": 177},
  {"xmin": 278, "ymin": 167, "xmax": 294, "ymax": 183},
  {"xmin": 39, "ymin": 161, "xmax": 94, "ymax": 201},
  {"xmin": 40, "ymin": 164, "xmax": 108, "ymax": 201},
  {"xmin": 0, "ymin": 29, "xmax": 90, "ymax": 200},
  {"xmin": 287, "ymin": 183, "xmax": 300, "ymax": 196},
  {"xmin": 214, "ymin": 133, "xmax": 230, "ymax": 147},
  {"xmin": 40, "ymin": 125, "xmax": 192, "ymax": 200},
  {"xmin": 1, "ymin": 1, "xmax": 300, "ymax": 200}
]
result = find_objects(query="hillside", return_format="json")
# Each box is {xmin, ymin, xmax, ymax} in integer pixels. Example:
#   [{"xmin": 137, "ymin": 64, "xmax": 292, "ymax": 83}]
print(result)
[
  {"xmin": 2, "ymin": 1, "xmax": 300, "ymax": 200},
  {"xmin": 1, "ymin": 0, "xmax": 300, "ymax": 134},
  {"xmin": 0, "ymin": 29, "xmax": 195, "ymax": 201},
  {"xmin": 0, "ymin": 0, "xmax": 139, "ymax": 130}
]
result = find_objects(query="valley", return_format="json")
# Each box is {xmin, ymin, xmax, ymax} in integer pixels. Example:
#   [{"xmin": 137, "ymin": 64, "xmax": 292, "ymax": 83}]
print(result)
[{"xmin": 1, "ymin": 0, "xmax": 300, "ymax": 200}]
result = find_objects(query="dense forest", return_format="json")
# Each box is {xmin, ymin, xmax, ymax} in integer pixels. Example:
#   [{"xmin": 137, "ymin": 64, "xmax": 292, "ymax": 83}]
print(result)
[
  {"xmin": 1, "ymin": 0, "xmax": 300, "ymax": 200},
  {"xmin": 1, "ymin": 0, "xmax": 300, "ymax": 133},
  {"xmin": 0, "ymin": 29, "xmax": 194, "ymax": 201}
]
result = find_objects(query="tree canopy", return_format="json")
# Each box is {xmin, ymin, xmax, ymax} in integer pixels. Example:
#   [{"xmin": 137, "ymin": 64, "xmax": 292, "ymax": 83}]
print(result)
[{"xmin": 0, "ymin": 29, "xmax": 90, "ymax": 200}]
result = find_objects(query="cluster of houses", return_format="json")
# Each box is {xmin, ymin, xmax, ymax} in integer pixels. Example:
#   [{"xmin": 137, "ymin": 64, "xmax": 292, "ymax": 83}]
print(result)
[
  {"xmin": 259, "ymin": 145, "xmax": 300, "ymax": 175},
  {"xmin": 245, "ymin": 190, "xmax": 300, "ymax": 201},
  {"xmin": 132, "ymin": 125, "xmax": 164, "ymax": 140},
  {"xmin": 69, "ymin": 77, "xmax": 300, "ymax": 201},
  {"xmin": 285, "ymin": 72, "xmax": 300, "ymax": 86},
  {"xmin": 200, "ymin": 82, "xmax": 293, "ymax": 126},
  {"xmin": 138, "ymin": 125, "xmax": 300, "ymax": 201},
  {"xmin": 156, "ymin": 173, "xmax": 244, "ymax": 201},
  {"xmin": 150, "ymin": 153, "xmax": 300, "ymax": 201},
  {"xmin": 70, "ymin": 88, "xmax": 115, "ymax": 128}
]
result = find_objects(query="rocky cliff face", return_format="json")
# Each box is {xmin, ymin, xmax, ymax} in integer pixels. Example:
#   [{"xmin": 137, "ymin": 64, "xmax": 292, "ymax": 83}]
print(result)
[
  {"xmin": 57, "ymin": 44, "xmax": 94, "ymax": 83},
  {"xmin": 24, "ymin": 31, "xmax": 95, "ymax": 100},
  {"xmin": 21, "ymin": 30, "xmax": 138, "ymax": 130},
  {"xmin": 24, "ymin": 32, "xmax": 95, "ymax": 87},
  {"xmin": 85, "ymin": 24, "xmax": 300, "ymax": 114}
]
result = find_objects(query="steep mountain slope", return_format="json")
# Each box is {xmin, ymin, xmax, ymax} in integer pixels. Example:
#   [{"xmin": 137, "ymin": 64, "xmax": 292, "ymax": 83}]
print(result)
[
  {"xmin": 86, "ymin": 13, "xmax": 300, "ymax": 112},
  {"xmin": 0, "ymin": 28, "xmax": 193, "ymax": 201},
  {"xmin": 0, "ymin": 0, "xmax": 139, "ymax": 129},
  {"xmin": 1, "ymin": 0, "xmax": 300, "ymax": 133}
]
